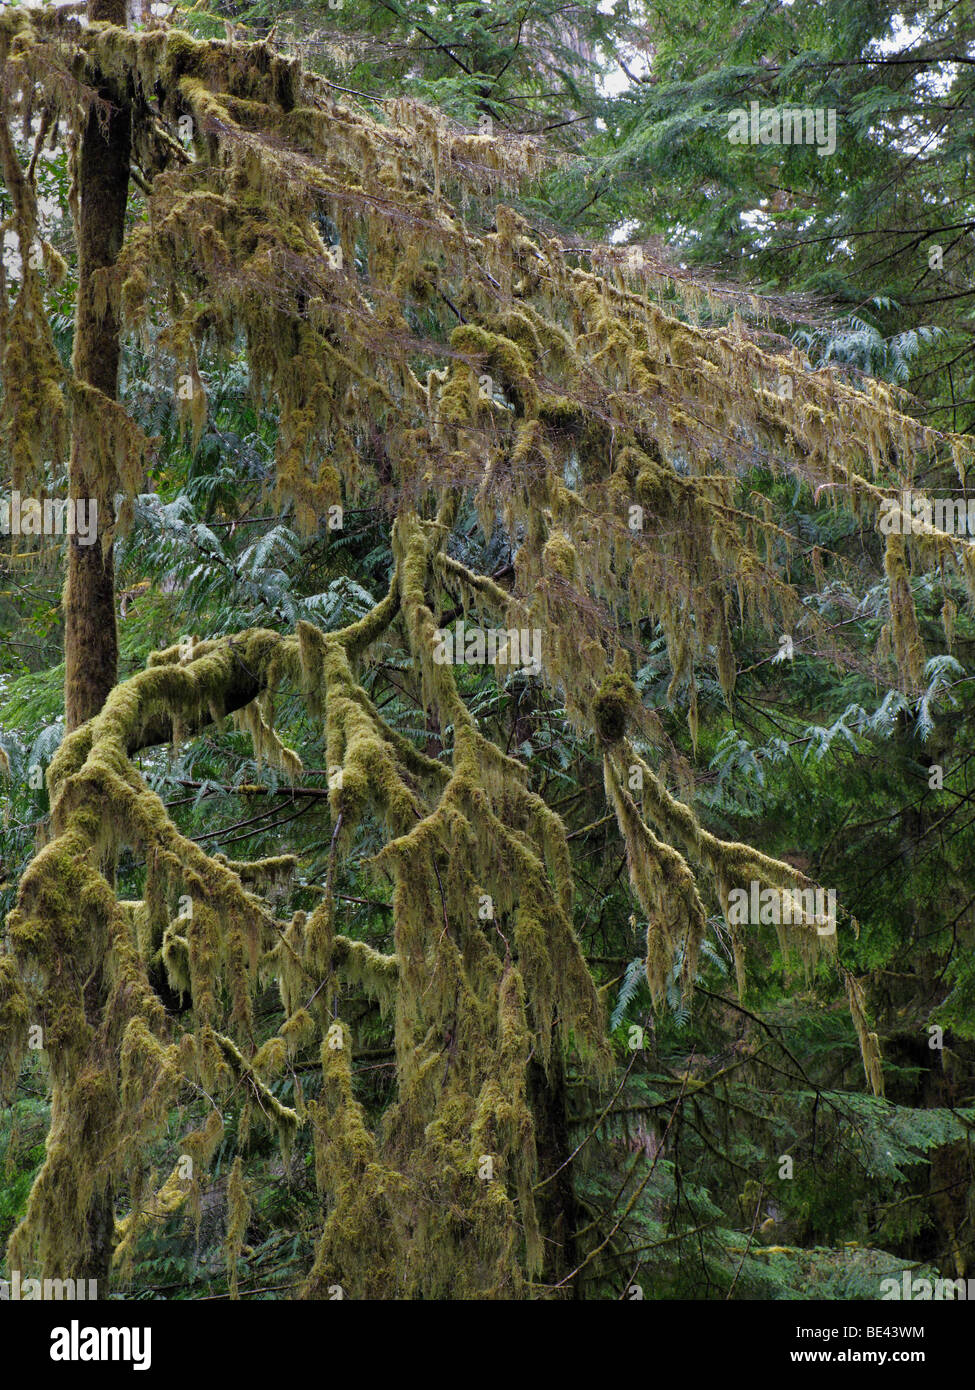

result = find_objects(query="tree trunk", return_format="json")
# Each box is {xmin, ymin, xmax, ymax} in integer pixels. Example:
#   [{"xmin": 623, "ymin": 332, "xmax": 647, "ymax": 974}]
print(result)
[
  {"xmin": 67, "ymin": 0, "xmax": 131, "ymax": 1290},
  {"xmin": 528, "ymin": 1041, "xmax": 580, "ymax": 1297},
  {"xmin": 65, "ymin": 0, "xmax": 130, "ymax": 731}
]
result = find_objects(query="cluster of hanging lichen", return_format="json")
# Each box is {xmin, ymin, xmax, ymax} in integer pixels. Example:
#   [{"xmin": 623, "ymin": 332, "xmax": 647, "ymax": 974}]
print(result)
[{"xmin": 2, "ymin": 8, "xmax": 975, "ymax": 1293}]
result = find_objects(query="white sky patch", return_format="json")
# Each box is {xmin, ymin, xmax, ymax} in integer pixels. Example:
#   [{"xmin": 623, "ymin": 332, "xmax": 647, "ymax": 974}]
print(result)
[
  {"xmin": 741, "ymin": 207, "xmax": 773, "ymax": 249},
  {"xmin": 609, "ymin": 216, "xmax": 639, "ymax": 245},
  {"xmin": 2, "ymin": 229, "xmax": 23, "ymax": 278},
  {"xmin": 597, "ymin": 0, "xmax": 649, "ymax": 98}
]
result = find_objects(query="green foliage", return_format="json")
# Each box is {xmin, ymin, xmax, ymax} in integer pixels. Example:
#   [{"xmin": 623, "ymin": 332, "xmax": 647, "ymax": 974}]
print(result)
[{"xmin": 1, "ymin": 0, "xmax": 974, "ymax": 1302}]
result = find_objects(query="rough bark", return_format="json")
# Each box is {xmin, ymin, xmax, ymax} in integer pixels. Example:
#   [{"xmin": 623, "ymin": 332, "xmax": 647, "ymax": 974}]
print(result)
[
  {"xmin": 64, "ymin": 0, "xmax": 130, "ymax": 733},
  {"xmin": 69, "ymin": 0, "xmax": 131, "ymax": 1290},
  {"xmin": 528, "ymin": 1041, "xmax": 580, "ymax": 1295}
]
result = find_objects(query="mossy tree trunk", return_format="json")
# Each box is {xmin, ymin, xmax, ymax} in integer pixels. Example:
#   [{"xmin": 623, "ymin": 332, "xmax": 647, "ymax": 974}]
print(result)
[
  {"xmin": 67, "ymin": 0, "xmax": 131, "ymax": 1289},
  {"xmin": 64, "ymin": 0, "xmax": 130, "ymax": 732}
]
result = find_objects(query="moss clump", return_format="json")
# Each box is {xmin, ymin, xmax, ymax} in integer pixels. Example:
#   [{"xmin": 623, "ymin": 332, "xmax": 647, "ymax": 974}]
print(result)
[
  {"xmin": 541, "ymin": 530, "xmax": 577, "ymax": 582},
  {"xmin": 593, "ymin": 670, "xmax": 637, "ymax": 743}
]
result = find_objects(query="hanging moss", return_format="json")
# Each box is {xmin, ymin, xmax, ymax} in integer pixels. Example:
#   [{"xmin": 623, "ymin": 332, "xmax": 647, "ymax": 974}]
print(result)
[{"xmin": 2, "ymin": 4, "xmax": 974, "ymax": 1297}]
